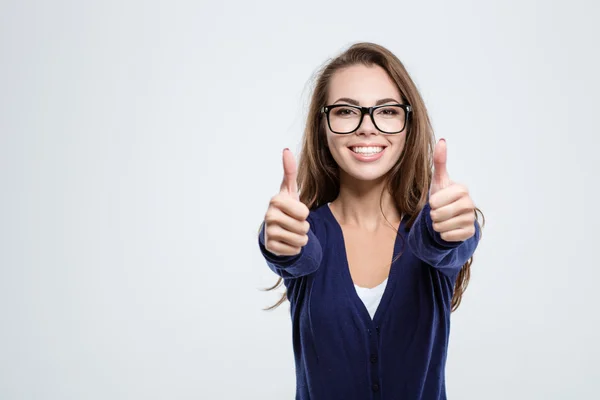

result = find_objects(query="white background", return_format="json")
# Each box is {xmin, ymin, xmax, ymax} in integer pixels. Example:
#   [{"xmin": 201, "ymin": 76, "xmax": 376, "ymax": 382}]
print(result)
[{"xmin": 1, "ymin": 0, "xmax": 599, "ymax": 399}]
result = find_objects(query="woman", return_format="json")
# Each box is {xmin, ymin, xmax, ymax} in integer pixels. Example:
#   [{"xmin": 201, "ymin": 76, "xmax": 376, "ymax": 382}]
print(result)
[{"xmin": 258, "ymin": 42, "xmax": 484, "ymax": 400}]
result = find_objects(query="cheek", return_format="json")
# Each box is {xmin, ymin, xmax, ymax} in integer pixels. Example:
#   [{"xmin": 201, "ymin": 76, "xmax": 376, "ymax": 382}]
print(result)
[
  {"xmin": 325, "ymin": 131, "xmax": 343, "ymax": 151},
  {"xmin": 325, "ymin": 132, "xmax": 333, "ymax": 148},
  {"xmin": 326, "ymin": 135, "xmax": 350, "ymax": 163},
  {"xmin": 388, "ymin": 137, "xmax": 406, "ymax": 159}
]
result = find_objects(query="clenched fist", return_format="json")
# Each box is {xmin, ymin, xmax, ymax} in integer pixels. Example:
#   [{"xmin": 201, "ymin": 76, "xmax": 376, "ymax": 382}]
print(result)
[{"xmin": 263, "ymin": 149, "xmax": 311, "ymax": 257}]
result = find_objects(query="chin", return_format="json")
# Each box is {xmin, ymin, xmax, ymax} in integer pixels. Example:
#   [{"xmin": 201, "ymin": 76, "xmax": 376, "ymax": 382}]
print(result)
[{"xmin": 342, "ymin": 164, "xmax": 392, "ymax": 182}]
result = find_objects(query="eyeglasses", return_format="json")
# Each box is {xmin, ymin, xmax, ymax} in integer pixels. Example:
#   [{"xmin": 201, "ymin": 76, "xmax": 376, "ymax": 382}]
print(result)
[{"xmin": 321, "ymin": 104, "xmax": 412, "ymax": 134}]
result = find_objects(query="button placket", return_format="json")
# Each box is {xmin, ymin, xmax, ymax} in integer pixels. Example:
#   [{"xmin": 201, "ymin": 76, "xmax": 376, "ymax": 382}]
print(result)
[{"xmin": 367, "ymin": 323, "xmax": 382, "ymax": 399}]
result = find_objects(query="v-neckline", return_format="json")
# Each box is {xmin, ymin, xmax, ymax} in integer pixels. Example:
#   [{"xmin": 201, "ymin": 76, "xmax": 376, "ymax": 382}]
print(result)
[{"xmin": 324, "ymin": 203, "xmax": 406, "ymax": 324}]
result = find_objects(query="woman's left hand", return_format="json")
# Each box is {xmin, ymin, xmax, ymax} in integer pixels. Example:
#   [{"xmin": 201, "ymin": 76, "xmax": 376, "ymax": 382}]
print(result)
[{"xmin": 428, "ymin": 139, "xmax": 476, "ymax": 243}]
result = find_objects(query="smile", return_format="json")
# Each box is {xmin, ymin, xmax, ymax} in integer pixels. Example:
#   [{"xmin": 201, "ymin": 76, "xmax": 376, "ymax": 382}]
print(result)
[
  {"xmin": 348, "ymin": 146, "xmax": 387, "ymax": 162},
  {"xmin": 349, "ymin": 146, "xmax": 385, "ymax": 155}
]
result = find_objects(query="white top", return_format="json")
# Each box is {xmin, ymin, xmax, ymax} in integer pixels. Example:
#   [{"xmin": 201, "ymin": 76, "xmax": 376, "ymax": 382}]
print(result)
[{"xmin": 354, "ymin": 278, "xmax": 388, "ymax": 320}]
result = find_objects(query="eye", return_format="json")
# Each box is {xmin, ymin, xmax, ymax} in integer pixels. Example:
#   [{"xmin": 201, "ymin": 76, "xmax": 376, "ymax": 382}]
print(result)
[
  {"xmin": 376, "ymin": 107, "xmax": 400, "ymax": 116},
  {"xmin": 333, "ymin": 107, "xmax": 358, "ymax": 117}
]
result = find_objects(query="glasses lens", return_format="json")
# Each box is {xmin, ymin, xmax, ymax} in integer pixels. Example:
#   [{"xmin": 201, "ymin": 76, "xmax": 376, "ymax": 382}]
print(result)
[
  {"xmin": 373, "ymin": 106, "xmax": 406, "ymax": 133},
  {"xmin": 328, "ymin": 106, "xmax": 362, "ymax": 134}
]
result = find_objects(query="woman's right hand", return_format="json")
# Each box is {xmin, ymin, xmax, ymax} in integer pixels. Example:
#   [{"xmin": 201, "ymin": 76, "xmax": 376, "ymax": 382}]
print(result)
[{"xmin": 263, "ymin": 149, "xmax": 311, "ymax": 257}]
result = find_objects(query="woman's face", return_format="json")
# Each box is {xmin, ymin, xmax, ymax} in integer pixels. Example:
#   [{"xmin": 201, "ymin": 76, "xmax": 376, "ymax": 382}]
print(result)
[{"xmin": 325, "ymin": 64, "xmax": 407, "ymax": 183}]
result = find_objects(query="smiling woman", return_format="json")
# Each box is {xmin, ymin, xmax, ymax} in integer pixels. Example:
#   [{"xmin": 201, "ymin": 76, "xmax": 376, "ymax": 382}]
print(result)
[{"xmin": 257, "ymin": 42, "xmax": 484, "ymax": 400}]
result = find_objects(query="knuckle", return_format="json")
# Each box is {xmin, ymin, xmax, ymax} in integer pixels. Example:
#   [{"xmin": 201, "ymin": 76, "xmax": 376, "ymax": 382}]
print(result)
[
  {"xmin": 264, "ymin": 211, "xmax": 277, "ymax": 225},
  {"xmin": 430, "ymin": 210, "xmax": 438, "ymax": 221},
  {"xmin": 269, "ymin": 194, "xmax": 285, "ymax": 209},
  {"xmin": 265, "ymin": 225, "xmax": 280, "ymax": 239},
  {"xmin": 428, "ymin": 195, "xmax": 439, "ymax": 209},
  {"xmin": 299, "ymin": 203, "xmax": 310, "ymax": 220},
  {"xmin": 268, "ymin": 200, "xmax": 278, "ymax": 212},
  {"xmin": 265, "ymin": 240, "xmax": 277, "ymax": 253},
  {"xmin": 303, "ymin": 221, "xmax": 310, "ymax": 234},
  {"xmin": 460, "ymin": 198, "xmax": 473, "ymax": 212},
  {"xmin": 301, "ymin": 234, "xmax": 309, "ymax": 246}
]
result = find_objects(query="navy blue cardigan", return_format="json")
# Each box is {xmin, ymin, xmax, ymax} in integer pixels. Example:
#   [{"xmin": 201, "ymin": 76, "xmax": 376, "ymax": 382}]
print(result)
[{"xmin": 258, "ymin": 202, "xmax": 480, "ymax": 399}]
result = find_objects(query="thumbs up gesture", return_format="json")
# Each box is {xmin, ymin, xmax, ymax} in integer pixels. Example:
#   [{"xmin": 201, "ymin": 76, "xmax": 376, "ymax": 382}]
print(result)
[
  {"xmin": 429, "ymin": 139, "xmax": 476, "ymax": 242},
  {"xmin": 263, "ymin": 149, "xmax": 311, "ymax": 256}
]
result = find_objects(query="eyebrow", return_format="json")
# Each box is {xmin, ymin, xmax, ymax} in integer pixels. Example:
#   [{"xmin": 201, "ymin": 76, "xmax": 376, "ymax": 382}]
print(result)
[{"xmin": 332, "ymin": 97, "xmax": 401, "ymax": 106}]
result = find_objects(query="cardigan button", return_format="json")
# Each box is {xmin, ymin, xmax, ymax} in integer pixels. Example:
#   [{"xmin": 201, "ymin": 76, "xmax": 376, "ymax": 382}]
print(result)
[
  {"xmin": 370, "ymin": 354, "xmax": 377, "ymax": 363},
  {"xmin": 372, "ymin": 383, "xmax": 380, "ymax": 392}
]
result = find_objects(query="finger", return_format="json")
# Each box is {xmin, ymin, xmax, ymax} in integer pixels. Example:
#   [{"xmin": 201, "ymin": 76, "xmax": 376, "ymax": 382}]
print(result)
[
  {"xmin": 270, "ymin": 194, "xmax": 310, "ymax": 221},
  {"xmin": 433, "ymin": 138, "xmax": 450, "ymax": 188},
  {"xmin": 430, "ymin": 196, "xmax": 474, "ymax": 222},
  {"xmin": 439, "ymin": 226, "xmax": 476, "ymax": 242},
  {"xmin": 265, "ymin": 208, "xmax": 310, "ymax": 235},
  {"xmin": 429, "ymin": 183, "xmax": 468, "ymax": 210},
  {"xmin": 266, "ymin": 225, "xmax": 309, "ymax": 248},
  {"xmin": 432, "ymin": 211, "xmax": 475, "ymax": 233},
  {"xmin": 280, "ymin": 148, "xmax": 299, "ymax": 197},
  {"xmin": 265, "ymin": 240, "xmax": 302, "ymax": 257}
]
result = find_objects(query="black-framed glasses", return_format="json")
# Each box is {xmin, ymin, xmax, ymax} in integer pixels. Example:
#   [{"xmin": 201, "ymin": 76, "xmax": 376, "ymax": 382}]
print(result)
[{"xmin": 321, "ymin": 104, "xmax": 412, "ymax": 134}]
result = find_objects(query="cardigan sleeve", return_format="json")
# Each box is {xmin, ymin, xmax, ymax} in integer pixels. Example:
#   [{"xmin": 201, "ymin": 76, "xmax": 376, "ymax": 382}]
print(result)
[
  {"xmin": 258, "ymin": 214, "xmax": 323, "ymax": 279},
  {"xmin": 407, "ymin": 201, "xmax": 481, "ymax": 277}
]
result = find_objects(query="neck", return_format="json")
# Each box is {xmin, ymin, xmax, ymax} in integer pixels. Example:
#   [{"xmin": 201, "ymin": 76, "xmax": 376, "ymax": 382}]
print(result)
[{"xmin": 330, "ymin": 172, "xmax": 402, "ymax": 232}]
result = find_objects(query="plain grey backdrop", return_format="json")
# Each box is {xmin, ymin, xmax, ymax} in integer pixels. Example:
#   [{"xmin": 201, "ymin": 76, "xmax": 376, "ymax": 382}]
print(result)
[{"xmin": 1, "ymin": 0, "xmax": 599, "ymax": 399}]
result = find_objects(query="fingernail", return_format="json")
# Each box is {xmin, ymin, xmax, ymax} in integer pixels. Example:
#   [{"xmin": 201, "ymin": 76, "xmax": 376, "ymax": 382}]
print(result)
[
  {"xmin": 440, "ymin": 138, "xmax": 446, "ymax": 143},
  {"xmin": 283, "ymin": 148, "xmax": 289, "ymax": 152}
]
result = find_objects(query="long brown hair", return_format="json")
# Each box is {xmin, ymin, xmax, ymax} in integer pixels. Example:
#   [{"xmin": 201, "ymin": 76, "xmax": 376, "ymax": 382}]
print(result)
[{"xmin": 263, "ymin": 42, "xmax": 485, "ymax": 312}]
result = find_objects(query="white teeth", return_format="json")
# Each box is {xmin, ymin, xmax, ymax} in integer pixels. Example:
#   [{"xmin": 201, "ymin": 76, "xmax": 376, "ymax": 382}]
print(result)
[{"xmin": 351, "ymin": 146, "xmax": 384, "ymax": 154}]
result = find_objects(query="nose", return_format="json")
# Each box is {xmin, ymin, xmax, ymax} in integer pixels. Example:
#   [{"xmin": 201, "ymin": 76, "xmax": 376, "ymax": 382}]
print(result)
[{"xmin": 355, "ymin": 112, "xmax": 378, "ymax": 135}]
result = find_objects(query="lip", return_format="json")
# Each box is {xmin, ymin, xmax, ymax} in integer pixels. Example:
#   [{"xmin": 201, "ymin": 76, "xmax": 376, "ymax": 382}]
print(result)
[{"xmin": 348, "ymin": 145, "xmax": 387, "ymax": 162}]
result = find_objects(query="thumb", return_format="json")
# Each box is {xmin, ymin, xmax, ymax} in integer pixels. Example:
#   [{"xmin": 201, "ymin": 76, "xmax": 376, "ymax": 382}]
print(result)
[
  {"xmin": 280, "ymin": 148, "xmax": 299, "ymax": 198},
  {"xmin": 433, "ymin": 138, "xmax": 450, "ymax": 188}
]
